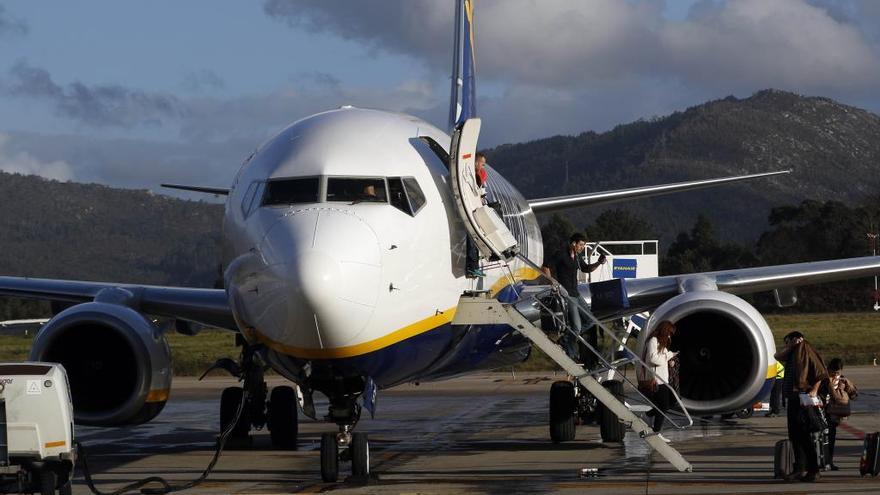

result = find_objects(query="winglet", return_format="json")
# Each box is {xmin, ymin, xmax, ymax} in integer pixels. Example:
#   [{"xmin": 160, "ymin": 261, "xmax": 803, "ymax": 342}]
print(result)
[{"xmin": 161, "ymin": 184, "xmax": 230, "ymax": 196}]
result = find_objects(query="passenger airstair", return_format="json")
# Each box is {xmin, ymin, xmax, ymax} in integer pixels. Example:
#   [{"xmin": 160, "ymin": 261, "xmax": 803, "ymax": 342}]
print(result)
[
  {"xmin": 448, "ymin": 118, "xmax": 693, "ymax": 473},
  {"xmin": 453, "ymin": 286, "xmax": 693, "ymax": 473}
]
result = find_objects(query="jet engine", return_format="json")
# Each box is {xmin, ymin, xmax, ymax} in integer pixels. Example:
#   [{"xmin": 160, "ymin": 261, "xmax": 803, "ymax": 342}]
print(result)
[
  {"xmin": 29, "ymin": 300, "xmax": 172, "ymax": 426},
  {"xmin": 640, "ymin": 290, "xmax": 776, "ymax": 415}
]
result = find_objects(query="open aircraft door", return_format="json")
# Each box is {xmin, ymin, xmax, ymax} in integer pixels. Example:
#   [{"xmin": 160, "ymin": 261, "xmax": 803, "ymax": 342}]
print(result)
[{"xmin": 449, "ymin": 118, "xmax": 519, "ymax": 261}]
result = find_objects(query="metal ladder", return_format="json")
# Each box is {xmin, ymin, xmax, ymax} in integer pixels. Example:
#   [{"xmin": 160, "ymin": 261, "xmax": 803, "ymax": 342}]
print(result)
[
  {"xmin": 452, "ymin": 292, "xmax": 693, "ymax": 473},
  {"xmin": 599, "ymin": 313, "xmax": 648, "ymax": 383}
]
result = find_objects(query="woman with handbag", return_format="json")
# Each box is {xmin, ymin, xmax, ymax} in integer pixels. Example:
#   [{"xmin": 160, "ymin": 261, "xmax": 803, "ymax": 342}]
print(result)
[
  {"xmin": 642, "ymin": 320, "xmax": 678, "ymax": 442},
  {"xmin": 824, "ymin": 358, "xmax": 858, "ymax": 471}
]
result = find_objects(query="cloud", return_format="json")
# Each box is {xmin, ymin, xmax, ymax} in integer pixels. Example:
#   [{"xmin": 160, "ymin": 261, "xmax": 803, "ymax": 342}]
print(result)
[
  {"xmin": 0, "ymin": 133, "xmax": 73, "ymax": 181},
  {"xmin": 0, "ymin": 6, "xmax": 27, "ymax": 38},
  {"xmin": 178, "ymin": 75, "xmax": 440, "ymax": 142},
  {"xmin": 6, "ymin": 61, "xmax": 184, "ymax": 128},
  {"xmin": 263, "ymin": 0, "xmax": 880, "ymax": 96},
  {"xmin": 1, "ymin": 130, "xmax": 250, "ymax": 195},
  {"xmin": 182, "ymin": 69, "xmax": 225, "ymax": 93}
]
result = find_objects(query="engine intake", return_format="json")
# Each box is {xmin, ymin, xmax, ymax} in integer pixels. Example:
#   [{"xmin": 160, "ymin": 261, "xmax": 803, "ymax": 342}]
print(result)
[
  {"xmin": 641, "ymin": 290, "xmax": 775, "ymax": 415},
  {"xmin": 29, "ymin": 301, "xmax": 172, "ymax": 426}
]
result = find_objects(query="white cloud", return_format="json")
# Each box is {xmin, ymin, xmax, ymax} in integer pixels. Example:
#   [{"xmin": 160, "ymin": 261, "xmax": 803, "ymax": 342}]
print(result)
[
  {"xmin": 265, "ymin": 0, "xmax": 880, "ymax": 96},
  {"xmin": 0, "ymin": 133, "xmax": 73, "ymax": 181}
]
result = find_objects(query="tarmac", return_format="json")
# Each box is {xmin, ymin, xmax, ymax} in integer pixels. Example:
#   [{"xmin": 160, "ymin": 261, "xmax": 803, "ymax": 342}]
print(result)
[{"xmin": 69, "ymin": 367, "xmax": 880, "ymax": 494}]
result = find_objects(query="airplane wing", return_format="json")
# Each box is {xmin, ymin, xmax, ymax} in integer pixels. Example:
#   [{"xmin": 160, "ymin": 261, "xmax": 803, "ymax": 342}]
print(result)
[
  {"xmin": 618, "ymin": 256, "xmax": 880, "ymax": 316},
  {"xmin": 528, "ymin": 170, "xmax": 790, "ymax": 213},
  {"xmin": 0, "ymin": 276, "xmax": 236, "ymax": 330},
  {"xmin": 160, "ymin": 183, "xmax": 230, "ymax": 195}
]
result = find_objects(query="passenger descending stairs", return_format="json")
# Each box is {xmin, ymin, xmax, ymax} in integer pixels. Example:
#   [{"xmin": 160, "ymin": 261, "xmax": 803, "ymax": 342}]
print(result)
[{"xmin": 452, "ymin": 293, "xmax": 693, "ymax": 473}]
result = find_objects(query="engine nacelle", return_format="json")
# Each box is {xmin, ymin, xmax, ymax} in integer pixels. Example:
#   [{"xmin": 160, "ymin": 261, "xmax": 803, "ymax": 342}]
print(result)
[
  {"xmin": 640, "ymin": 290, "xmax": 776, "ymax": 415},
  {"xmin": 29, "ymin": 301, "xmax": 172, "ymax": 426}
]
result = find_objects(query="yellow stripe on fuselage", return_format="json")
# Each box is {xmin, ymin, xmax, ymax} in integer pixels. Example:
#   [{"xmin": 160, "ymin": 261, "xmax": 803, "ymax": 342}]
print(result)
[{"xmin": 253, "ymin": 306, "xmax": 458, "ymax": 360}]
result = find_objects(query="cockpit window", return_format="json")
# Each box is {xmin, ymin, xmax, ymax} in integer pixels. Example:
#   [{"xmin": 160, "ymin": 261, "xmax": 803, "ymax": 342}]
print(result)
[
  {"xmin": 326, "ymin": 177, "xmax": 387, "ymax": 203},
  {"xmin": 241, "ymin": 180, "xmax": 264, "ymax": 217},
  {"xmin": 402, "ymin": 178, "xmax": 426, "ymax": 213},
  {"xmin": 263, "ymin": 177, "xmax": 320, "ymax": 206},
  {"xmin": 387, "ymin": 177, "xmax": 427, "ymax": 216}
]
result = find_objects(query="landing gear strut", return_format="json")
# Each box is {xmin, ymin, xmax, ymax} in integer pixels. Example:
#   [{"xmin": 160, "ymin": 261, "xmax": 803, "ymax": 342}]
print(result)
[{"xmin": 210, "ymin": 346, "xmax": 299, "ymax": 450}]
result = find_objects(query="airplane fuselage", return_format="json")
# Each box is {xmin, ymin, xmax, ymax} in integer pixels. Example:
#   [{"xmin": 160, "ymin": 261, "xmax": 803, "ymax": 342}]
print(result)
[{"xmin": 222, "ymin": 107, "xmax": 542, "ymax": 389}]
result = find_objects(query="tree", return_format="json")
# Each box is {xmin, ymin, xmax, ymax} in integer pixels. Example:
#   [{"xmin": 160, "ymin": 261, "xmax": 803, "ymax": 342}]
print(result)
[
  {"xmin": 584, "ymin": 208, "xmax": 655, "ymax": 242},
  {"xmin": 663, "ymin": 215, "xmax": 757, "ymax": 274},
  {"xmin": 540, "ymin": 214, "xmax": 576, "ymax": 261}
]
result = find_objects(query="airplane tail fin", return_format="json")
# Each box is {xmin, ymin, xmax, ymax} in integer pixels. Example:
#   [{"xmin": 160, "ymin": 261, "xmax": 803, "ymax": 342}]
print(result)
[{"xmin": 448, "ymin": 0, "xmax": 476, "ymax": 131}]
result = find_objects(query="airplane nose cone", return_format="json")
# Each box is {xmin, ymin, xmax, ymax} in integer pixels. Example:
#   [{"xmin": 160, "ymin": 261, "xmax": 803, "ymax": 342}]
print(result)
[
  {"xmin": 259, "ymin": 209, "xmax": 381, "ymax": 351},
  {"xmin": 295, "ymin": 250, "xmax": 343, "ymax": 308}
]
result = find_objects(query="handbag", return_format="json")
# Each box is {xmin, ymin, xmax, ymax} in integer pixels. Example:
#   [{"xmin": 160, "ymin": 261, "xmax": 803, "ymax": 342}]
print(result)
[
  {"xmin": 826, "ymin": 401, "xmax": 851, "ymax": 418},
  {"xmin": 638, "ymin": 341, "xmax": 658, "ymax": 395},
  {"xmin": 638, "ymin": 378, "xmax": 657, "ymax": 394}
]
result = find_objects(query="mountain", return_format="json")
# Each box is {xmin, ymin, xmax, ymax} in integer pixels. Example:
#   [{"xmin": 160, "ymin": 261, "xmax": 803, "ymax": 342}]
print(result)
[
  {"xmin": 487, "ymin": 89, "xmax": 880, "ymax": 247},
  {"xmin": 0, "ymin": 172, "xmax": 223, "ymax": 287}
]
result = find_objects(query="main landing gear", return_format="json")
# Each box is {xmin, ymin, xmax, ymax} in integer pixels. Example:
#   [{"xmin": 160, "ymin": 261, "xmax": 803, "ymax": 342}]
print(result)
[
  {"xmin": 318, "ymin": 377, "xmax": 370, "ymax": 483},
  {"xmin": 548, "ymin": 379, "xmax": 625, "ymax": 443},
  {"xmin": 206, "ymin": 347, "xmax": 299, "ymax": 450}
]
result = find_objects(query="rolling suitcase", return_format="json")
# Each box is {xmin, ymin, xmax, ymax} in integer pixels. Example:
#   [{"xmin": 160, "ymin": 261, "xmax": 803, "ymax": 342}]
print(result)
[
  {"xmin": 861, "ymin": 431, "xmax": 880, "ymax": 477},
  {"xmin": 774, "ymin": 439, "xmax": 795, "ymax": 479},
  {"xmin": 811, "ymin": 428, "xmax": 829, "ymax": 471}
]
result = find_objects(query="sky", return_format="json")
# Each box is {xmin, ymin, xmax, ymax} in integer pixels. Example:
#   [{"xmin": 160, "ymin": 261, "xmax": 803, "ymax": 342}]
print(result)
[{"xmin": 1, "ymin": 0, "xmax": 880, "ymax": 195}]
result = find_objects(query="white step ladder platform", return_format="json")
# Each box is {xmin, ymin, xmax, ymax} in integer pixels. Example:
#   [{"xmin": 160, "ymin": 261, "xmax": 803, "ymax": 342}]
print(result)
[{"xmin": 452, "ymin": 294, "xmax": 693, "ymax": 473}]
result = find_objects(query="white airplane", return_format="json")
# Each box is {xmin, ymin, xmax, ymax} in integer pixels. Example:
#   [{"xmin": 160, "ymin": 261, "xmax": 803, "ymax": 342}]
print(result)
[{"xmin": 3, "ymin": 0, "xmax": 879, "ymax": 483}]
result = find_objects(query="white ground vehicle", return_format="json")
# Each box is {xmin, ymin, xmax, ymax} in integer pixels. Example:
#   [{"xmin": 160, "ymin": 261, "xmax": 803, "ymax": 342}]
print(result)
[{"xmin": 0, "ymin": 363, "xmax": 74, "ymax": 495}]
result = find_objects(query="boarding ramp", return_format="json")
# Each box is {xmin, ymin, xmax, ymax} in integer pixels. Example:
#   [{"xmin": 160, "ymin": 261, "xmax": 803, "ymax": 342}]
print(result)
[{"xmin": 453, "ymin": 277, "xmax": 693, "ymax": 473}]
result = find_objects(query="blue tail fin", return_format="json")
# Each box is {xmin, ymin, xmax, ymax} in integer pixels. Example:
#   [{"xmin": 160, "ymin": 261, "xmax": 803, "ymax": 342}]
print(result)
[{"xmin": 449, "ymin": 0, "xmax": 476, "ymax": 130}]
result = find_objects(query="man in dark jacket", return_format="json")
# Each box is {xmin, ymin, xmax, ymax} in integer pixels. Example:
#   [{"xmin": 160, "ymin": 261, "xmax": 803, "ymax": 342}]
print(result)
[
  {"xmin": 541, "ymin": 233, "xmax": 606, "ymax": 362},
  {"xmin": 773, "ymin": 331, "xmax": 828, "ymax": 482}
]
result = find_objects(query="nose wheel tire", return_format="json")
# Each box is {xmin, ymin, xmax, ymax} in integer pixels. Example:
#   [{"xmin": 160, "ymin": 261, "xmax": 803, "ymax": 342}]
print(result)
[
  {"xmin": 268, "ymin": 386, "xmax": 299, "ymax": 449},
  {"xmin": 321, "ymin": 432, "xmax": 340, "ymax": 482},
  {"xmin": 549, "ymin": 380, "xmax": 576, "ymax": 442},
  {"xmin": 351, "ymin": 432, "xmax": 370, "ymax": 478},
  {"xmin": 220, "ymin": 387, "xmax": 252, "ymax": 448}
]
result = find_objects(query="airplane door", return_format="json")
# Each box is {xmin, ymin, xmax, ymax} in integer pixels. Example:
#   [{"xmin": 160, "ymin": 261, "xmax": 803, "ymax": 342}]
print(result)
[{"xmin": 449, "ymin": 118, "xmax": 518, "ymax": 260}]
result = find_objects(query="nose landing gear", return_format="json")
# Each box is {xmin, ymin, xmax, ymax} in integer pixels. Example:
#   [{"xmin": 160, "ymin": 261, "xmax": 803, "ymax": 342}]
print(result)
[
  {"xmin": 320, "ymin": 427, "xmax": 370, "ymax": 482},
  {"xmin": 319, "ymin": 383, "xmax": 371, "ymax": 483}
]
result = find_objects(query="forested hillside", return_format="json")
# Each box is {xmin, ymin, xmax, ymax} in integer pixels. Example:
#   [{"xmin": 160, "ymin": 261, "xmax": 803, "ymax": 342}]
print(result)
[
  {"xmin": 488, "ymin": 89, "xmax": 880, "ymax": 245},
  {"xmin": 0, "ymin": 172, "xmax": 223, "ymax": 286}
]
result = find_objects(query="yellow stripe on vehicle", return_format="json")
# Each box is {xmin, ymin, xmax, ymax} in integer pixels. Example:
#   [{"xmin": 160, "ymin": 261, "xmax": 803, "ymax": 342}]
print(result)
[{"xmin": 45, "ymin": 440, "xmax": 65, "ymax": 448}]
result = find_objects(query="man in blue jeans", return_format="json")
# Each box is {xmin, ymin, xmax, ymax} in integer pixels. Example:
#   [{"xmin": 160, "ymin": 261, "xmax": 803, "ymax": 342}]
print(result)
[{"xmin": 541, "ymin": 233, "xmax": 606, "ymax": 362}]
